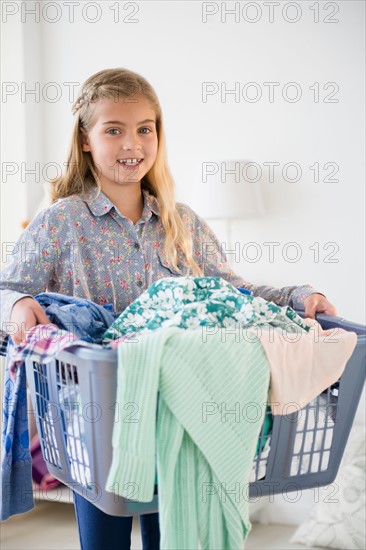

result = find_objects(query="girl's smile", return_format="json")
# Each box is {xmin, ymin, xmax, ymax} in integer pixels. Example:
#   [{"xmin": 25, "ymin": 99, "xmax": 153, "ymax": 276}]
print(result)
[{"xmin": 117, "ymin": 158, "xmax": 144, "ymax": 170}]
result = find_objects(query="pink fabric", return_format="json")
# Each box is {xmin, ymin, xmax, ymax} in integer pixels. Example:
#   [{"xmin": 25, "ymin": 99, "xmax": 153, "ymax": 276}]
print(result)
[
  {"xmin": 8, "ymin": 323, "xmax": 96, "ymax": 380},
  {"xmin": 251, "ymin": 319, "xmax": 358, "ymax": 415},
  {"xmin": 30, "ymin": 434, "xmax": 61, "ymax": 490}
]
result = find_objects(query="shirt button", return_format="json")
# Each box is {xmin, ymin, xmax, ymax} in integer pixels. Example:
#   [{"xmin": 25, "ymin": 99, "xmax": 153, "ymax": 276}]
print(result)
[
  {"xmin": 136, "ymin": 280, "xmax": 143, "ymax": 287},
  {"xmin": 134, "ymin": 243, "xmax": 140, "ymax": 250}
]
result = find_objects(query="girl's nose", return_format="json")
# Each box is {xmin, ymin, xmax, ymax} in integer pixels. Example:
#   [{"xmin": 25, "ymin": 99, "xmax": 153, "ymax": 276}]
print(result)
[{"xmin": 122, "ymin": 133, "xmax": 142, "ymax": 151}]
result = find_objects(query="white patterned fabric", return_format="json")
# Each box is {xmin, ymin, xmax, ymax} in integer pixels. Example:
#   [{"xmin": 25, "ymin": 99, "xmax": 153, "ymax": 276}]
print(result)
[{"xmin": 291, "ymin": 424, "xmax": 366, "ymax": 549}]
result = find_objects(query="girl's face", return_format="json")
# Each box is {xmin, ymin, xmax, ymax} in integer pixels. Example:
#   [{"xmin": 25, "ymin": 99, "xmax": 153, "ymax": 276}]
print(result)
[{"xmin": 81, "ymin": 95, "xmax": 158, "ymax": 189}]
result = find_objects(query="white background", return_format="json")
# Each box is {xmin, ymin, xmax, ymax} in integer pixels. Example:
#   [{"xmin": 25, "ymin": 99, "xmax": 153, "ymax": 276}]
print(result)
[{"xmin": 1, "ymin": 0, "xmax": 365, "ymax": 525}]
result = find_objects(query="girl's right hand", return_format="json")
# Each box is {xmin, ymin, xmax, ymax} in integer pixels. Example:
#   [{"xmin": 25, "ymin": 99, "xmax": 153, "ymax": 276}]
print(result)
[{"xmin": 9, "ymin": 297, "xmax": 51, "ymax": 345}]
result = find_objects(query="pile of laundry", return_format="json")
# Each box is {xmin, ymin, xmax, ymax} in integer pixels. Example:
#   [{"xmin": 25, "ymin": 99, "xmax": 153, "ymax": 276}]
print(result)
[{"xmin": 0, "ymin": 277, "xmax": 357, "ymax": 550}]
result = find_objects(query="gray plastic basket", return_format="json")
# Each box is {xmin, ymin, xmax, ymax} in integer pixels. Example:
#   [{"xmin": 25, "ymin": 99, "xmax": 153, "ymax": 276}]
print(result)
[{"xmin": 25, "ymin": 314, "xmax": 366, "ymax": 516}]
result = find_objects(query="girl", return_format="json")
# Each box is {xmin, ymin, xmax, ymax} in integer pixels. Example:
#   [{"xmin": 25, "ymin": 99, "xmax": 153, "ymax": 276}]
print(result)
[{"xmin": 0, "ymin": 68, "xmax": 336, "ymax": 550}]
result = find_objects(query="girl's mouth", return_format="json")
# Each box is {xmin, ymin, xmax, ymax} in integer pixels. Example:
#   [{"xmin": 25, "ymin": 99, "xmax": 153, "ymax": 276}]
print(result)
[{"xmin": 117, "ymin": 158, "xmax": 143, "ymax": 170}]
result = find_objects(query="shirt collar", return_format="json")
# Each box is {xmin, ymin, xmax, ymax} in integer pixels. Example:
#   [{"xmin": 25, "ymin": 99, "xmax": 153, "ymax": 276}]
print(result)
[
  {"xmin": 142, "ymin": 188, "xmax": 160, "ymax": 217},
  {"xmin": 81, "ymin": 185, "xmax": 160, "ymax": 219}
]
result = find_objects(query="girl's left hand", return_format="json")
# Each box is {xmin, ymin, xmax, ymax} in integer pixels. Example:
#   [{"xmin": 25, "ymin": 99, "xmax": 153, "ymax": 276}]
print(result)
[{"xmin": 303, "ymin": 293, "xmax": 337, "ymax": 319}]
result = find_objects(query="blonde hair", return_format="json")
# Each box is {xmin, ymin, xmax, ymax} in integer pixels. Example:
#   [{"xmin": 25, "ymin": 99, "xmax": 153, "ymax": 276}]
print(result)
[{"xmin": 51, "ymin": 68, "xmax": 202, "ymax": 276}]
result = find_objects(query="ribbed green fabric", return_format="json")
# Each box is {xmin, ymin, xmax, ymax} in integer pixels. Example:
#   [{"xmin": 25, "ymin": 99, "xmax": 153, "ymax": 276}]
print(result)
[{"xmin": 106, "ymin": 327, "xmax": 270, "ymax": 549}]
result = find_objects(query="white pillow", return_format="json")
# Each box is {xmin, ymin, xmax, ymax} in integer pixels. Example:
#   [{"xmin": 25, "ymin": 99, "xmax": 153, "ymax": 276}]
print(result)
[{"xmin": 290, "ymin": 424, "xmax": 365, "ymax": 549}]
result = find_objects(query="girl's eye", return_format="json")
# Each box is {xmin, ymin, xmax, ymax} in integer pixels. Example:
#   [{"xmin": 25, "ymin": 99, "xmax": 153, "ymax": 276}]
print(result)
[
  {"xmin": 107, "ymin": 128, "xmax": 120, "ymax": 135},
  {"xmin": 139, "ymin": 127, "xmax": 151, "ymax": 134}
]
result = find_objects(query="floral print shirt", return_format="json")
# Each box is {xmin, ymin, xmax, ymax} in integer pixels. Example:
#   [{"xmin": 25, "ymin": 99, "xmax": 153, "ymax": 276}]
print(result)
[
  {"xmin": 103, "ymin": 276, "xmax": 310, "ymax": 344},
  {"xmin": 0, "ymin": 185, "xmax": 318, "ymax": 337}
]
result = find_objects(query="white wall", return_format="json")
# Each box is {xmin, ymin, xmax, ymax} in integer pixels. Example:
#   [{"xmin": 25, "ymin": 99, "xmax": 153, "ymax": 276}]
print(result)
[
  {"xmin": 1, "ymin": 8, "xmax": 27, "ymax": 248},
  {"xmin": 1, "ymin": 0, "xmax": 365, "ymax": 526}
]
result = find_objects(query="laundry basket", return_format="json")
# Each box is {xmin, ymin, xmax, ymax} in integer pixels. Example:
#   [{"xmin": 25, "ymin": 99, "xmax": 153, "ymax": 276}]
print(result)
[{"xmin": 25, "ymin": 313, "xmax": 366, "ymax": 516}]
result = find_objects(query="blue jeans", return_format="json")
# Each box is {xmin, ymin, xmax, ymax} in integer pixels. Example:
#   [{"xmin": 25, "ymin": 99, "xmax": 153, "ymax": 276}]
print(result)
[{"xmin": 73, "ymin": 492, "xmax": 160, "ymax": 550}]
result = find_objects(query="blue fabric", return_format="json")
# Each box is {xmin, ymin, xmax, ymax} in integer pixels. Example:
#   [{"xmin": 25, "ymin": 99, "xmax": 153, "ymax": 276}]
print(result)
[
  {"xmin": 73, "ymin": 491, "xmax": 160, "ymax": 550},
  {"xmin": 0, "ymin": 293, "xmax": 115, "ymax": 521},
  {"xmin": 0, "ymin": 343, "xmax": 34, "ymax": 520},
  {"xmin": 34, "ymin": 293, "xmax": 116, "ymax": 344},
  {"xmin": 237, "ymin": 287, "xmax": 252, "ymax": 296}
]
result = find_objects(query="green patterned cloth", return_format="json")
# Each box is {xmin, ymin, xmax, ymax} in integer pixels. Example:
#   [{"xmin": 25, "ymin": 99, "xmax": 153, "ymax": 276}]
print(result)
[
  {"xmin": 102, "ymin": 276, "xmax": 310, "ymax": 343},
  {"xmin": 106, "ymin": 326, "xmax": 271, "ymax": 549}
]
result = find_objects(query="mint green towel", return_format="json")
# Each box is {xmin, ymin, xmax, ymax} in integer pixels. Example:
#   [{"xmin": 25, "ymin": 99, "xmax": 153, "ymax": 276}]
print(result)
[{"xmin": 106, "ymin": 327, "xmax": 270, "ymax": 549}]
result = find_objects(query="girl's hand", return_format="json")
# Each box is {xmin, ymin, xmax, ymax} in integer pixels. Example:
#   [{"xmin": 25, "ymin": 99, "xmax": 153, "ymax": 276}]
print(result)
[
  {"xmin": 9, "ymin": 297, "xmax": 51, "ymax": 345},
  {"xmin": 304, "ymin": 293, "xmax": 337, "ymax": 319}
]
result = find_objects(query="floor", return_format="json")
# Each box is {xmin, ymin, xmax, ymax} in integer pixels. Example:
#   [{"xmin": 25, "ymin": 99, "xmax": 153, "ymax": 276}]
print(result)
[{"xmin": 0, "ymin": 499, "xmax": 323, "ymax": 550}]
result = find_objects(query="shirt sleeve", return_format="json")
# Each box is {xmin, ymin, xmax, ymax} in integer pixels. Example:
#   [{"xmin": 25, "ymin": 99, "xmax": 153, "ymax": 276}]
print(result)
[
  {"xmin": 179, "ymin": 204, "xmax": 322, "ymax": 309},
  {"xmin": 0, "ymin": 208, "xmax": 59, "ymax": 335}
]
